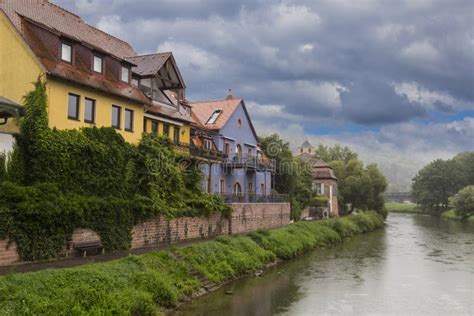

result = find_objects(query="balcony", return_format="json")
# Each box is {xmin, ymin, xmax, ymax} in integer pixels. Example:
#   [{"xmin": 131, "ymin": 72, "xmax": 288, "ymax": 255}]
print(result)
[
  {"xmin": 216, "ymin": 193, "xmax": 289, "ymax": 204},
  {"xmin": 222, "ymin": 154, "xmax": 276, "ymax": 172},
  {"xmin": 188, "ymin": 144, "xmax": 226, "ymax": 161}
]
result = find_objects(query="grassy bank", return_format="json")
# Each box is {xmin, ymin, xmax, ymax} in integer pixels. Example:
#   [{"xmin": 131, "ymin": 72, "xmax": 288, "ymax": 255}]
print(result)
[
  {"xmin": 0, "ymin": 211, "xmax": 384, "ymax": 315},
  {"xmin": 385, "ymin": 202, "xmax": 425, "ymax": 214},
  {"xmin": 440, "ymin": 209, "xmax": 474, "ymax": 223}
]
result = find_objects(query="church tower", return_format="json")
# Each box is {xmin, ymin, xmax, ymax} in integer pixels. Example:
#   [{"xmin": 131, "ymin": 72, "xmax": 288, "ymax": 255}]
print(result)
[{"xmin": 297, "ymin": 140, "xmax": 314, "ymax": 155}]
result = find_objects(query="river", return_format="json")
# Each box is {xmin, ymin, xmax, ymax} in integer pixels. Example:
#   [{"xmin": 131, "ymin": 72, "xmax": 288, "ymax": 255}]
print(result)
[{"xmin": 171, "ymin": 213, "xmax": 474, "ymax": 315}]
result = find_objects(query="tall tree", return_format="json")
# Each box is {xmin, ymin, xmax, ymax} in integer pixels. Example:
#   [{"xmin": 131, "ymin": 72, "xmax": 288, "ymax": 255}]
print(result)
[
  {"xmin": 412, "ymin": 159, "xmax": 463, "ymax": 210},
  {"xmin": 314, "ymin": 144, "xmax": 358, "ymax": 163},
  {"xmin": 259, "ymin": 134, "xmax": 312, "ymax": 219},
  {"xmin": 259, "ymin": 134, "xmax": 295, "ymax": 195},
  {"xmin": 412, "ymin": 152, "xmax": 474, "ymax": 211},
  {"xmin": 366, "ymin": 163, "xmax": 388, "ymax": 213}
]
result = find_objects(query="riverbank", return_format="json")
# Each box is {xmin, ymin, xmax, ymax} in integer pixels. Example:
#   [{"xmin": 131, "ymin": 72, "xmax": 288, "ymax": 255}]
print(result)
[
  {"xmin": 0, "ymin": 211, "xmax": 384, "ymax": 315},
  {"xmin": 385, "ymin": 202, "xmax": 426, "ymax": 214},
  {"xmin": 174, "ymin": 213, "xmax": 474, "ymax": 315},
  {"xmin": 385, "ymin": 203, "xmax": 474, "ymax": 223},
  {"xmin": 440, "ymin": 209, "xmax": 474, "ymax": 223}
]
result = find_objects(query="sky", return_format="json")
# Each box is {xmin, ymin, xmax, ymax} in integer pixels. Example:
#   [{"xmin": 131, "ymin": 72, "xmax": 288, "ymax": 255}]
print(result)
[{"xmin": 53, "ymin": 0, "xmax": 474, "ymax": 191}]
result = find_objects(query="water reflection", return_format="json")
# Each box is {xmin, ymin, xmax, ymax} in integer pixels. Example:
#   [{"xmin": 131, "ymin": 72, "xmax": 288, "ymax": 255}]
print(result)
[{"xmin": 172, "ymin": 214, "xmax": 474, "ymax": 316}]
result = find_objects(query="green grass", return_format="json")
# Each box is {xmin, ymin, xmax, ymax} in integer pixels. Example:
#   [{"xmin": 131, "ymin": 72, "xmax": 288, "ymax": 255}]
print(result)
[
  {"xmin": 384, "ymin": 202, "xmax": 424, "ymax": 213},
  {"xmin": 0, "ymin": 211, "xmax": 384, "ymax": 315}
]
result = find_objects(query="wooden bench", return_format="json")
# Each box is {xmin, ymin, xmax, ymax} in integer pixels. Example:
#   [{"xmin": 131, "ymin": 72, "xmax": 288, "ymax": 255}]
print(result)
[{"xmin": 73, "ymin": 240, "xmax": 104, "ymax": 257}]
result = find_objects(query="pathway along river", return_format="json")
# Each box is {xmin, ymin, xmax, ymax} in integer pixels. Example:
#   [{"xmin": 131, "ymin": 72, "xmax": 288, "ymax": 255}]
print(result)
[{"xmin": 172, "ymin": 213, "xmax": 474, "ymax": 315}]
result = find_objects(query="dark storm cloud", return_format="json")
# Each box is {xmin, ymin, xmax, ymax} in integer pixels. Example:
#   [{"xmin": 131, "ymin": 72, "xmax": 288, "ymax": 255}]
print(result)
[
  {"xmin": 53, "ymin": 0, "xmax": 474, "ymax": 126},
  {"xmin": 339, "ymin": 77, "xmax": 427, "ymax": 124}
]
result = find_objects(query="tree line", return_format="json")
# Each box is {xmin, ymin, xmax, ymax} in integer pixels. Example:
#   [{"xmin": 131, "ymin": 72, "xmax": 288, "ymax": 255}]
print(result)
[
  {"xmin": 412, "ymin": 152, "xmax": 474, "ymax": 217},
  {"xmin": 259, "ymin": 136, "xmax": 388, "ymax": 219}
]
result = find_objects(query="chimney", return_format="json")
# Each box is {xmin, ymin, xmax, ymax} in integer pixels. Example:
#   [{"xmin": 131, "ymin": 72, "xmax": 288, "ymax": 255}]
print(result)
[{"xmin": 226, "ymin": 89, "xmax": 233, "ymax": 100}]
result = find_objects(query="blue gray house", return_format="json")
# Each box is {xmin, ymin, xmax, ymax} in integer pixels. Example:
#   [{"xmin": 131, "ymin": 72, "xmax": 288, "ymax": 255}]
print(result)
[{"xmin": 190, "ymin": 94, "xmax": 275, "ymax": 202}]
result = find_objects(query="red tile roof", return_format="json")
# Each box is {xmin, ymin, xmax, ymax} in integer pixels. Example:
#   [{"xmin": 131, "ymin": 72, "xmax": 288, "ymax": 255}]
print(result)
[
  {"xmin": 20, "ymin": 18, "xmax": 150, "ymax": 105},
  {"xmin": 125, "ymin": 53, "xmax": 172, "ymax": 77},
  {"xmin": 189, "ymin": 98, "xmax": 243, "ymax": 130},
  {"xmin": 0, "ymin": 0, "xmax": 136, "ymax": 59}
]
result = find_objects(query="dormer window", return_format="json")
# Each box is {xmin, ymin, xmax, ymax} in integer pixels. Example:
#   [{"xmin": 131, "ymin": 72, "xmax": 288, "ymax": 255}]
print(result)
[
  {"xmin": 121, "ymin": 66, "xmax": 130, "ymax": 83},
  {"xmin": 206, "ymin": 110, "xmax": 222, "ymax": 125},
  {"xmin": 93, "ymin": 56, "xmax": 103, "ymax": 73},
  {"xmin": 61, "ymin": 42, "xmax": 72, "ymax": 63}
]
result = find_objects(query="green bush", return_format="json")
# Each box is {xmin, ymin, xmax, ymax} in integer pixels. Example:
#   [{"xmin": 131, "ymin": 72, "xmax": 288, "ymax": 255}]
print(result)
[
  {"xmin": 451, "ymin": 186, "xmax": 474, "ymax": 218},
  {"xmin": 0, "ymin": 181, "xmax": 158, "ymax": 260}
]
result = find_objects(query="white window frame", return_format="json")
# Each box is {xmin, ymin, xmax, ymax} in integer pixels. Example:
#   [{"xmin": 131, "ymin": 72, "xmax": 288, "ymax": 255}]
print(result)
[
  {"xmin": 61, "ymin": 43, "xmax": 72, "ymax": 63},
  {"xmin": 93, "ymin": 56, "xmax": 103, "ymax": 73},
  {"xmin": 121, "ymin": 66, "xmax": 130, "ymax": 83},
  {"xmin": 206, "ymin": 110, "xmax": 222, "ymax": 125}
]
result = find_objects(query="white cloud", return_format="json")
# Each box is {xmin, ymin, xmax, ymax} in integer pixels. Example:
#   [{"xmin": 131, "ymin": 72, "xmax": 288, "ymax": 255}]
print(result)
[
  {"xmin": 392, "ymin": 81, "xmax": 472, "ymax": 111},
  {"xmin": 373, "ymin": 23, "xmax": 415, "ymax": 42},
  {"xmin": 400, "ymin": 40, "xmax": 441, "ymax": 63},
  {"xmin": 270, "ymin": 80, "xmax": 347, "ymax": 109},
  {"xmin": 96, "ymin": 15, "xmax": 124, "ymax": 39},
  {"xmin": 299, "ymin": 43, "xmax": 314, "ymax": 53},
  {"xmin": 157, "ymin": 41, "xmax": 223, "ymax": 75}
]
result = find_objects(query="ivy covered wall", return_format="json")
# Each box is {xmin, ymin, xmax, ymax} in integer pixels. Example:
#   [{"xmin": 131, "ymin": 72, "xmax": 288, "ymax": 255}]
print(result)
[{"xmin": 0, "ymin": 79, "xmax": 230, "ymax": 261}]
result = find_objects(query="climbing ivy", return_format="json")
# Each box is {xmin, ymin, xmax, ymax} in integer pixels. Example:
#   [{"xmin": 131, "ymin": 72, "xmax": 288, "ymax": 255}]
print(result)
[{"xmin": 0, "ymin": 78, "xmax": 230, "ymax": 261}]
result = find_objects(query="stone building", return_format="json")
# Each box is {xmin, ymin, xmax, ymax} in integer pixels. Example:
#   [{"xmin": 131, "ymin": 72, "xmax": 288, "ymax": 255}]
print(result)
[{"xmin": 296, "ymin": 141, "xmax": 339, "ymax": 217}]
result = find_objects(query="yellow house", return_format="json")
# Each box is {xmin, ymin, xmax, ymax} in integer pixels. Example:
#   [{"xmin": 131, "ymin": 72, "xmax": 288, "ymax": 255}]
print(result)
[{"xmin": 0, "ymin": 0, "xmax": 192, "ymax": 149}]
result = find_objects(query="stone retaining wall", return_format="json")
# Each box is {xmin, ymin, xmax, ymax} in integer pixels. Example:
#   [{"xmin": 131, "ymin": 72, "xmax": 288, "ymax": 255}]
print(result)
[{"xmin": 0, "ymin": 202, "xmax": 290, "ymax": 266}]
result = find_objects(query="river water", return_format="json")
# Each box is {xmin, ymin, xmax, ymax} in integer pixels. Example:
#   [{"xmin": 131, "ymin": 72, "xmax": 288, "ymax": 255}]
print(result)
[{"xmin": 172, "ymin": 213, "xmax": 474, "ymax": 316}]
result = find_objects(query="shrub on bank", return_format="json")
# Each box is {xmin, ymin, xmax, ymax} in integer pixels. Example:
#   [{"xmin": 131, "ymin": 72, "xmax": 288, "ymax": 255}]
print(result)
[
  {"xmin": 450, "ymin": 186, "xmax": 474, "ymax": 219},
  {"xmin": 0, "ymin": 212, "xmax": 384, "ymax": 315}
]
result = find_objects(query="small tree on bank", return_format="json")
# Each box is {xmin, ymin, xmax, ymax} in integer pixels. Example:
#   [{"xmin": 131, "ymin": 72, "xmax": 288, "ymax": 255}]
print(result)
[{"xmin": 450, "ymin": 186, "xmax": 474, "ymax": 218}]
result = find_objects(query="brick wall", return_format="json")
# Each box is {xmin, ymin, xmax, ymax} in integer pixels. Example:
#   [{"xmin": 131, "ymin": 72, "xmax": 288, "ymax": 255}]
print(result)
[
  {"xmin": 0, "ymin": 239, "xmax": 20, "ymax": 266},
  {"xmin": 229, "ymin": 203, "xmax": 291, "ymax": 235},
  {"xmin": 131, "ymin": 213, "xmax": 228, "ymax": 249},
  {"xmin": 0, "ymin": 202, "xmax": 290, "ymax": 266}
]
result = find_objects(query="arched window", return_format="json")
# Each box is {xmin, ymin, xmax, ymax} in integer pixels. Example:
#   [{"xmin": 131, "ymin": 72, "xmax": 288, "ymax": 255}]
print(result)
[
  {"xmin": 236, "ymin": 144, "xmax": 242, "ymax": 159},
  {"xmin": 233, "ymin": 182, "xmax": 242, "ymax": 195}
]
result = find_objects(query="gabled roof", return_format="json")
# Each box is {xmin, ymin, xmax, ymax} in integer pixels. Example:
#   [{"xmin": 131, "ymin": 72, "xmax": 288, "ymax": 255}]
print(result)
[
  {"xmin": 190, "ymin": 98, "xmax": 259, "ymax": 142},
  {"xmin": 0, "ymin": 0, "xmax": 151, "ymax": 105},
  {"xmin": 297, "ymin": 154, "xmax": 337, "ymax": 180},
  {"xmin": 313, "ymin": 168, "xmax": 337, "ymax": 180},
  {"xmin": 125, "ymin": 53, "xmax": 172, "ymax": 77},
  {"xmin": 20, "ymin": 19, "xmax": 150, "ymax": 105},
  {"xmin": 0, "ymin": 0, "xmax": 136, "ymax": 58},
  {"xmin": 189, "ymin": 98, "xmax": 242, "ymax": 130}
]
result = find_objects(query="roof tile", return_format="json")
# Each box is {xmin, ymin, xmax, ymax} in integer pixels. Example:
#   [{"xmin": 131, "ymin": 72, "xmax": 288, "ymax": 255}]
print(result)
[
  {"xmin": 125, "ymin": 53, "xmax": 171, "ymax": 77},
  {"xmin": 0, "ymin": 0, "xmax": 136, "ymax": 58},
  {"xmin": 189, "ymin": 99, "xmax": 242, "ymax": 130}
]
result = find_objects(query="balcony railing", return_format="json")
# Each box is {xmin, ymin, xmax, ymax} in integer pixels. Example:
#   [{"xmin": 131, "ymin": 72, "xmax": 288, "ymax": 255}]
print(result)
[
  {"xmin": 223, "ymin": 154, "xmax": 276, "ymax": 172},
  {"xmin": 188, "ymin": 144, "xmax": 226, "ymax": 161},
  {"xmin": 216, "ymin": 193, "xmax": 289, "ymax": 204}
]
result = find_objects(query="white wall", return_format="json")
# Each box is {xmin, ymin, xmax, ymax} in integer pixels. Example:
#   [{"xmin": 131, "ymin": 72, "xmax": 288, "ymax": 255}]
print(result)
[{"xmin": 0, "ymin": 133, "xmax": 14, "ymax": 154}]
